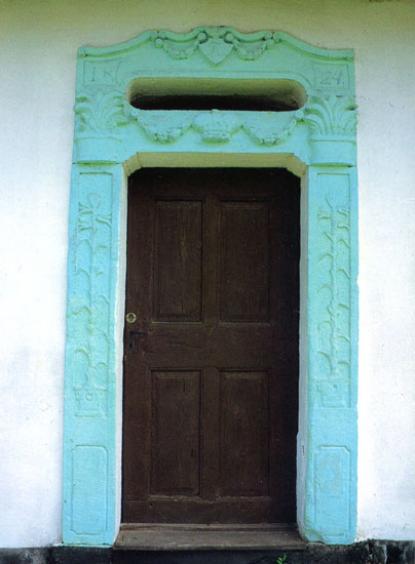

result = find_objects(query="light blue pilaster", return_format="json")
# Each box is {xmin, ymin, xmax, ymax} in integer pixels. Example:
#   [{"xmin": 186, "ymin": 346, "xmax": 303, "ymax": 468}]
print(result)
[
  {"xmin": 299, "ymin": 165, "xmax": 358, "ymax": 543},
  {"xmin": 63, "ymin": 164, "xmax": 123, "ymax": 545}
]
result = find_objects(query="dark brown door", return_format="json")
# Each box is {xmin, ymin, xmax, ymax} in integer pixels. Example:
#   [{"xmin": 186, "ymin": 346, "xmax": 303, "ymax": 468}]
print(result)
[{"xmin": 123, "ymin": 168, "xmax": 299, "ymax": 524}]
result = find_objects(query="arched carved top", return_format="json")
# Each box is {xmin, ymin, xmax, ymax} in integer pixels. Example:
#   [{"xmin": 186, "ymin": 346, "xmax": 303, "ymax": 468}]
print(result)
[
  {"xmin": 73, "ymin": 26, "xmax": 356, "ymax": 166},
  {"xmin": 79, "ymin": 26, "xmax": 353, "ymax": 63}
]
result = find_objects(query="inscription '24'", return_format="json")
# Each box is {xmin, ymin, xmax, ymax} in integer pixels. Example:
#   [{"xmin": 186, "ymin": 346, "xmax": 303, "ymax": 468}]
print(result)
[{"xmin": 315, "ymin": 64, "xmax": 349, "ymax": 89}]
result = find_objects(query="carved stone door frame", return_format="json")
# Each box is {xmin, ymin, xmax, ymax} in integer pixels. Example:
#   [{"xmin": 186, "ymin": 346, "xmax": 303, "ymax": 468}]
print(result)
[{"xmin": 63, "ymin": 27, "xmax": 358, "ymax": 546}]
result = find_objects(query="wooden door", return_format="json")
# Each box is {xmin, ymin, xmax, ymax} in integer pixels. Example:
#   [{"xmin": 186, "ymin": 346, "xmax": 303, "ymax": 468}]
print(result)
[{"xmin": 122, "ymin": 168, "xmax": 299, "ymax": 524}]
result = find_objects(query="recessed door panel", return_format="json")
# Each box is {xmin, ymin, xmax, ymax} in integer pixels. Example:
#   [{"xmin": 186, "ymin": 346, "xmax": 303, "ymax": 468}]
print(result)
[
  {"xmin": 150, "ymin": 370, "xmax": 201, "ymax": 496},
  {"xmin": 219, "ymin": 370, "xmax": 269, "ymax": 496},
  {"xmin": 220, "ymin": 202, "xmax": 270, "ymax": 322},
  {"xmin": 153, "ymin": 201, "xmax": 202, "ymax": 321}
]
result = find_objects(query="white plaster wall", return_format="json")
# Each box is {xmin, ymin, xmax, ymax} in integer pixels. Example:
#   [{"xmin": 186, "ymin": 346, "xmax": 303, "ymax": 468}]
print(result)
[{"xmin": 0, "ymin": 0, "xmax": 414, "ymax": 547}]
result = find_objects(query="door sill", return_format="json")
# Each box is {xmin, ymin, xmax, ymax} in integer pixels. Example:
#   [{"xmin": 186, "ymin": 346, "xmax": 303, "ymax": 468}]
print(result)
[{"xmin": 115, "ymin": 523, "xmax": 304, "ymax": 551}]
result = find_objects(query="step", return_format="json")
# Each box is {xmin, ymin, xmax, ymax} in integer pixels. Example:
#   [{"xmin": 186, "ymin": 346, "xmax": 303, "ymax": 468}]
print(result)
[{"xmin": 115, "ymin": 523, "xmax": 304, "ymax": 551}]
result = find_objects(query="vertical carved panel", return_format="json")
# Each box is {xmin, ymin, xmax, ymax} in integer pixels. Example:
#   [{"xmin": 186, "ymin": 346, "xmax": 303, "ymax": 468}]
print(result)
[
  {"xmin": 67, "ymin": 172, "xmax": 113, "ymax": 417},
  {"xmin": 315, "ymin": 173, "xmax": 352, "ymax": 408}
]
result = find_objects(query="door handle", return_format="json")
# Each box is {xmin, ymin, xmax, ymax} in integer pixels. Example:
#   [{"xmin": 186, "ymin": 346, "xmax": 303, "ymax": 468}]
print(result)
[{"xmin": 126, "ymin": 312, "xmax": 137, "ymax": 324}]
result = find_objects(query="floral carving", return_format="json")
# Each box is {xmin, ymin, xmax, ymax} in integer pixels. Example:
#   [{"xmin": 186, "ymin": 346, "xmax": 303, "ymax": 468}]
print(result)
[
  {"xmin": 316, "ymin": 196, "xmax": 351, "ymax": 408},
  {"xmin": 153, "ymin": 26, "xmax": 276, "ymax": 65},
  {"xmin": 243, "ymin": 110, "xmax": 303, "ymax": 145},
  {"xmin": 305, "ymin": 95, "xmax": 356, "ymax": 137},
  {"xmin": 127, "ymin": 107, "xmax": 301, "ymax": 146},
  {"xmin": 75, "ymin": 90, "xmax": 129, "ymax": 134},
  {"xmin": 127, "ymin": 109, "xmax": 194, "ymax": 143},
  {"xmin": 192, "ymin": 110, "xmax": 240, "ymax": 142}
]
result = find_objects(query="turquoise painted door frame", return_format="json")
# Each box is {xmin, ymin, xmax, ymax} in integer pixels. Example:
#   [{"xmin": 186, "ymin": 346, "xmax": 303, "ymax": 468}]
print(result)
[{"xmin": 63, "ymin": 27, "xmax": 358, "ymax": 546}]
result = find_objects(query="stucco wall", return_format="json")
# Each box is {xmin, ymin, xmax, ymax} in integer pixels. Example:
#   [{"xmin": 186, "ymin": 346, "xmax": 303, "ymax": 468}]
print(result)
[{"xmin": 0, "ymin": 0, "xmax": 414, "ymax": 548}]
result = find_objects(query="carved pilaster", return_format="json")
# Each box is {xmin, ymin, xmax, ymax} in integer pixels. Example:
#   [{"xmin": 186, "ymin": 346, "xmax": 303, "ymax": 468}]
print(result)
[
  {"xmin": 64, "ymin": 165, "xmax": 122, "ymax": 544},
  {"xmin": 302, "ymin": 167, "xmax": 357, "ymax": 543}
]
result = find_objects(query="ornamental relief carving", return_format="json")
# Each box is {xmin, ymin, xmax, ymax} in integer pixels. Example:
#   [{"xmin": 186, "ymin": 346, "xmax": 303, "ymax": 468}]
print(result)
[
  {"xmin": 74, "ymin": 91, "xmax": 356, "ymax": 148},
  {"xmin": 304, "ymin": 95, "xmax": 357, "ymax": 138},
  {"xmin": 316, "ymin": 195, "xmax": 352, "ymax": 408},
  {"xmin": 126, "ymin": 106, "xmax": 304, "ymax": 145},
  {"xmin": 152, "ymin": 27, "xmax": 276, "ymax": 65},
  {"xmin": 73, "ymin": 28, "xmax": 356, "ymax": 148},
  {"xmin": 75, "ymin": 90, "xmax": 128, "ymax": 134},
  {"xmin": 68, "ymin": 182, "xmax": 113, "ymax": 417}
]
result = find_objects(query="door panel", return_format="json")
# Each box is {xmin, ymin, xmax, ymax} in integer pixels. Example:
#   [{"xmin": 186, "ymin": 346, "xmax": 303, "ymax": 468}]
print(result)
[
  {"xmin": 123, "ymin": 168, "xmax": 300, "ymax": 524},
  {"xmin": 150, "ymin": 370, "xmax": 201, "ymax": 496},
  {"xmin": 219, "ymin": 370, "xmax": 269, "ymax": 496},
  {"xmin": 219, "ymin": 202, "xmax": 270, "ymax": 322},
  {"xmin": 153, "ymin": 201, "xmax": 203, "ymax": 321}
]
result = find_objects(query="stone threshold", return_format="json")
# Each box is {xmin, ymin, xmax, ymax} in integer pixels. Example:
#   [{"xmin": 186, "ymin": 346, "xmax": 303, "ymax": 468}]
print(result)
[{"xmin": 115, "ymin": 523, "xmax": 304, "ymax": 551}]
